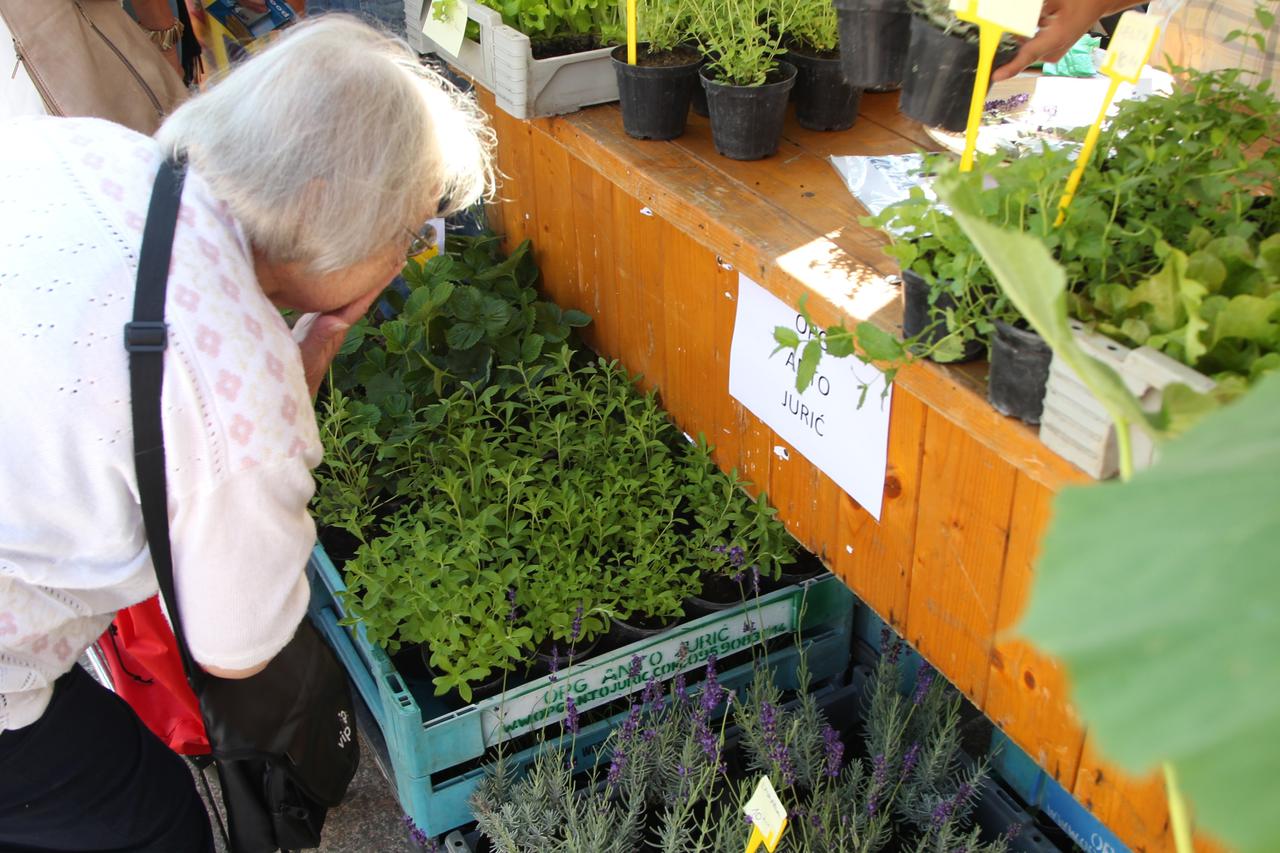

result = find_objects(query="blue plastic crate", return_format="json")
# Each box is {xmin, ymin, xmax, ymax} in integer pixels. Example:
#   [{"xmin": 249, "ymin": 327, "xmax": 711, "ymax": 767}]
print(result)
[
  {"xmin": 307, "ymin": 543, "xmax": 855, "ymax": 837},
  {"xmin": 990, "ymin": 729, "xmax": 1131, "ymax": 853}
]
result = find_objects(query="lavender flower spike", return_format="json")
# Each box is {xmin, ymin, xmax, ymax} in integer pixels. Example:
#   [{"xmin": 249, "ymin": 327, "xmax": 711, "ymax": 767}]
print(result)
[
  {"xmin": 901, "ymin": 741, "xmax": 922, "ymax": 778},
  {"xmin": 564, "ymin": 694, "xmax": 579, "ymax": 735},
  {"xmin": 912, "ymin": 664, "xmax": 934, "ymax": 706},
  {"xmin": 821, "ymin": 724, "xmax": 844, "ymax": 779},
  {"xmin": 628, "ymin": 654, "xmax": 643, "ymax": 681},
  {"xmin": 700, "ymin": 654, "xmax": 724, "ymax": 712},
  {"xmin": 569, "ymin": 603, "xmax": 584, "ymax": 645},
  {"xmin": 548, "ymin": 643, "xmax": 560, "ymax": 683}
]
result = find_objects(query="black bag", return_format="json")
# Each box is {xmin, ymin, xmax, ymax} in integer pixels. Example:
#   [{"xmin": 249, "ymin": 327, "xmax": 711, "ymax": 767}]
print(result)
[{"xmin": 124, "ymin": 158, "xmax": 359, "ymax": 853}]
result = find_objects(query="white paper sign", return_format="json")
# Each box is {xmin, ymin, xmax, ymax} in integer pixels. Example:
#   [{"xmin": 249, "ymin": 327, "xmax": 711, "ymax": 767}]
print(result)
[{"xmin": 729, "ymin": 274, "xmax": 892, "ymax": 520}]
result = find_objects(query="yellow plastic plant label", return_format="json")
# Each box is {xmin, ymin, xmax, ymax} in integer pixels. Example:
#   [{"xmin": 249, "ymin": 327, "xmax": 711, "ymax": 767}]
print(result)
[
  {"xmin": 743, "ymin": 776, "xmax": 788, "ymax": 853},
  {"xmin": 1056, "ymin": 10, "xmax": 1161, "ymax": 222},
  {"xmin": 1100, "ymin": 11, "xmax": 1161, "ymax": 83},
  {"xmin": 423, "ymin": 0, "xmax": 468, "ymax": 57},
  {"xmin": 949, "ymin": 0, "xmax": 1039, "ymax": 37}
]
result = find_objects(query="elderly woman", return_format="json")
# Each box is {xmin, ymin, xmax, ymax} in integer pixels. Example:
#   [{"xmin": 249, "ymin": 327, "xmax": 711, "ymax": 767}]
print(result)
[{"xmin": 0, "ymin": 15, "xmax": 491, "ymax": 851}]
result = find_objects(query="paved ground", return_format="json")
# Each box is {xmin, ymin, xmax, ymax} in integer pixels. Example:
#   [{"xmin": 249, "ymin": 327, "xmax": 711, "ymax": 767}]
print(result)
[{"xmin": 192, "ymin": 729, "xmax": 421, "ymax": 853}]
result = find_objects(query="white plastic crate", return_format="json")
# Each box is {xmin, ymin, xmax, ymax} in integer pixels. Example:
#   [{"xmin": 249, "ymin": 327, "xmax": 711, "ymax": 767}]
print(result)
[
  {"xmin": 1040, "ymin": 320, "xmax": 1216, "ymax": 479},
  {"xmin": 406, "ymin": 0, "xmax": 619, "ymax": 119}
]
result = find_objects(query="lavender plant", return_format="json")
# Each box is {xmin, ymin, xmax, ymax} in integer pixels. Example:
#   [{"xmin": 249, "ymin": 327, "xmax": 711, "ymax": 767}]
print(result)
[
  {"xmin": 687, "ymin": 0, "xmax": 804, "ymax": 87},
  {"xmin": 472, "ymin": 634, "xmax": 1019, "ymax": 852},
  {"xmin": 636, "ymin": 0, "xmax": 692, "ymax": 54},
  {"xmin": 777, "ymin": 0, "xmax": 840, "ymax": 53}
]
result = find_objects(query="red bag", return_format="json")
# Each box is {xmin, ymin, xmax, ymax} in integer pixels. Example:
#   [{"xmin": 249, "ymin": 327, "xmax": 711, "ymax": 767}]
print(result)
[{"xmin": 97, "ymin": 595, "xmax": 210, "ymax": 755}]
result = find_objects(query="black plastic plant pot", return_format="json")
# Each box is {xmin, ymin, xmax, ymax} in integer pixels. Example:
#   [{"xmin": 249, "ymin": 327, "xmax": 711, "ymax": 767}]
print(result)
[
  {"xmin": 689, "ymin": 52, "xmax": 714, "ymax": 117},
  {"xmin": 901, "ymin": 269, "xmax": 986, "ymax": 363},
  {"xmin": 605, "ymin": 612, "xmax": 679, "ymax": 646},
  {"xmin": 787, "ymin": 47, "xmax": 863, "ymax": 131},
  {"xmin": 900, "ymin": 15, "xmax": 1015, "ymax": 132},
  {"xmin": 700, "ymin": 62, "xmax": 797, "ymax": 161},
  {"xmin": 423, "ymin": 650, "xmax": 510, "ymax": 710},
  {"xmin": 987, "ymin": 320, "xmax": 1052, "ymax": 424},
  {"xmin": 611, "ymin": 44, "xmax": 702, "ymax": 141},
  {"xmin": 685, "ymin": 573, "xmax": 749, "ymax": 616},
  {"xmin": 524, "ymin": 636, "xmax": 601, "ymax": 681},
  {"xmin": 832, "ymin": 0, "xmax": 910, "ymax": 88}
]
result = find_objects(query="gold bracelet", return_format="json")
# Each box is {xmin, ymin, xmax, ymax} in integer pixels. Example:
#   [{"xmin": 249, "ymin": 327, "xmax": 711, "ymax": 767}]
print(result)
[{"xmin": 143, "ymin": 19, "xmax": 184, "ymax": 52}]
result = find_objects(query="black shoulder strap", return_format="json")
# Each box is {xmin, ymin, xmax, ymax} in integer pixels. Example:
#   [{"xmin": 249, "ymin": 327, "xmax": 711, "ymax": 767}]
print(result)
[{"xmin": 125, "ymin": 157, "xmax": 202, "ymax": 688}]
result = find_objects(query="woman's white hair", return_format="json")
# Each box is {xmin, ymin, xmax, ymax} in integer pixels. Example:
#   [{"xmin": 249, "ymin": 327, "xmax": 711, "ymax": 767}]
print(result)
[{"xmin": 156, "ymin": 15, "xmax": 494, "ymax": 275}]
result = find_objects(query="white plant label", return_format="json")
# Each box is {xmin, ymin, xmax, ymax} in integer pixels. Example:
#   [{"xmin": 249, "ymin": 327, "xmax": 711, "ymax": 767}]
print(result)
[
  {"xmin": 479, "ymin": 597, "xmax": 794, "ymax": 743},
  {"xmin": 1102, "ymin": 11, "xmax": 1161, "ymax": 83},
  {"xmin": 728, "ymin": 274, "xmax": 892, "ymax": 520},
  {"xmin": 949, "ymin": 0, "xmax": 1040, "ymax": 37},
  {"xmin": 423, "ymin": 0, "xmax": 468, "ymax": 57}
]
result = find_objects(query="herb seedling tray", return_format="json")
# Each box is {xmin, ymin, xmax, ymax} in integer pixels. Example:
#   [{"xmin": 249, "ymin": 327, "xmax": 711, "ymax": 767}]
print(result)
[
  {"xmin": 1039, "ymin": 320, "xmax": 1216, "ymax": 479},
  {"xmin": 306, "ymin": 543, "xmax": 855, "ymax": 837},
  {"xmin": 405, "ymin": 1, "xmax": 618, "ymax": 119}
]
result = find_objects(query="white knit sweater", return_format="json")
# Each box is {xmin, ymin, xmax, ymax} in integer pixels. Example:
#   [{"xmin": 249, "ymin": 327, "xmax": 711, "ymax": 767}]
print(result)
[{"xmin": 0, "ymin": 117, "xmax": 322, "ymax": 732}]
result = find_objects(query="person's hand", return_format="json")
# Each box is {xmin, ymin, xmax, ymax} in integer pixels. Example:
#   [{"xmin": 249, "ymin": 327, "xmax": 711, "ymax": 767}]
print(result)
[
  {"xmin": 992, "ymin": 0, "xmax": 1137, "ymax": 82},
  {"xmin": 294, "ymin": 287, "xmax": 384, "ymax": 397}
]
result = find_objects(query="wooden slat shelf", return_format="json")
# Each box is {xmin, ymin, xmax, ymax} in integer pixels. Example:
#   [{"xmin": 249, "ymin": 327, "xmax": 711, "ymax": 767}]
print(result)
[{"xmin": 479, "ymin": 90, "xmax": 1203, "ymax": 852}]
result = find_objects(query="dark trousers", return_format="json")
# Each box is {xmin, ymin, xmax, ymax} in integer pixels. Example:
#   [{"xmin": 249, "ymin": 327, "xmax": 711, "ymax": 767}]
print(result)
[{"xmin": 0, "ymin": 664, "xmax": 215, "ymax": 853}]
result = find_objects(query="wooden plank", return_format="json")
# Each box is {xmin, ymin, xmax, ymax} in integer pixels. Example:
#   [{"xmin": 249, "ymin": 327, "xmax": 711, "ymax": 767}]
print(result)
[
  {"xmin": 658, "ymin": 222, "xmax": 718, "ymax": 444},
  {"xmin": 834, "ymin": 391, "xmax": 927, "ymax": 630},
  {"xmin": 578, "ymin": 170, "xmax": 621, "ymax": 357},
  {"xmin": 535, "ymin": 106, "xmax": 1089, "ymax": 492},
  {"xmin": 528, "ymin": 127, "xmax": 579, "ymax": 310},
  {"xmin": 906, "ymin": 413, "xmax": 1017, "ymax": 706},
  {"xmin": 1073, "ymin": 739, "xmax": 1173, "ymax": 853},
  {"xmin": 485, "ymin": 95, "xmax": 536, "ymax": 250},
  {"xmin": 855, "ymin": 90, "xmax": 941, "ymax": 149},
  {"xmin": 605, "ymin": 180, "xmax": 666, "ymax": 393},
  {"xmin": 767, "ymin": 436, "xmax": 824, "ymax": 559},
  {"xmin": 984, "ymin": 473, "xmax": 1085, "ymax": 787}
]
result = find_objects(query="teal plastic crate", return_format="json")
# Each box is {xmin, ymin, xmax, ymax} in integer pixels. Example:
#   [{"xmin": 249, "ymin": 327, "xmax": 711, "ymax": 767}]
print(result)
[{"xmin": 307, "ymin": 543, "xmax": 854, "ymax": 837}]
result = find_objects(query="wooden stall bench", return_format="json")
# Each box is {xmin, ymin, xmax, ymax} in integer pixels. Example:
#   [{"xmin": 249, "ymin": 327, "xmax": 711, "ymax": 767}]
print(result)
[{"xmin": 479, "ymin": 89, "xmax": 1204, "ymax": 853}]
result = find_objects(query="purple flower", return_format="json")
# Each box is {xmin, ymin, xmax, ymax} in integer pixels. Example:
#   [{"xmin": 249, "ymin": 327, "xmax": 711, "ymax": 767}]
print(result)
[
  {"xmin": 872, "ymin": 753, "xmax": 889, "ymax": 787},
  {"xmin": 912, "ymin": 664, "xmax": 934, "ymax": 706},
  {"xmin": 821, "ymin": 724, "xmax": 844, "ymax": 779},
  {"xmin": 731, "ymin": 571, "xmax": 744, "ymax": 583},
  {"xmin": 621, "ymin": 703, "xmax": 641, "ymax": 739},
  {"xmin": 629, "ymin": 654, "xmax": 643, "ymax": 681},
  {"xmin": 506, "ymin": 586, "xmax": 517, "ymax": 623},
  {"xmin": 902, "ymin": 742, "xmax": 922, "ymax": 778},
  {"xmin": 713, "ymin": 544, "xmax": 727, "ymax": 554},
  {"xmin": 693, "ymin": 708, "xmax": 719, "ymax": 761},
  {"xmin": 548, "ymin": 643, "xmax": 560, "ymax": 683},
  {"xmin": 570, "ymin": 603, "xmax": 584, "ymax": 645},
  {"xmin": 642, "ymin": 727, "xmax": 657, "ymax": 743},
  {"xmin": 564, "ymin": 694, "xmax": 579, "ymax": 735},
  {"xmin": 930, "ymin": 783, "xmax": 970, "ymax": 831},
  {"xmin": 673, "ymin": 672, "xmax": 689, "ymax": 707},
  {"xmin": 929, "ymin": 796, "xmax": 956, "ymax": 829},
  {"xmin": 751, "ymin": 566, "xmax": 761, "ymax": 596},
  {"xmin": 728, "ymin": 545, "xmax": 745, "ymax": 567},
  {"xmin": 641, "ymin": 674, "xmax": 660, "ymax": 709},
  {"xmin": 868, "ymin": 752, "xmax": 889, "ymax": 815},
  {"xmin": 1002, "ymin": 824, "xmax": 1024, "ymax": 842},
  {"xmin": 761, "ymin": 701, "xmax": 796, "ymax": 786},
  {"xmin": 606, "ymin": 749, "xmax": 627, "ymax": 786},
  {"xmin": 700, "ymin": 654, "xmax": 724, "ymax": 713}
]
